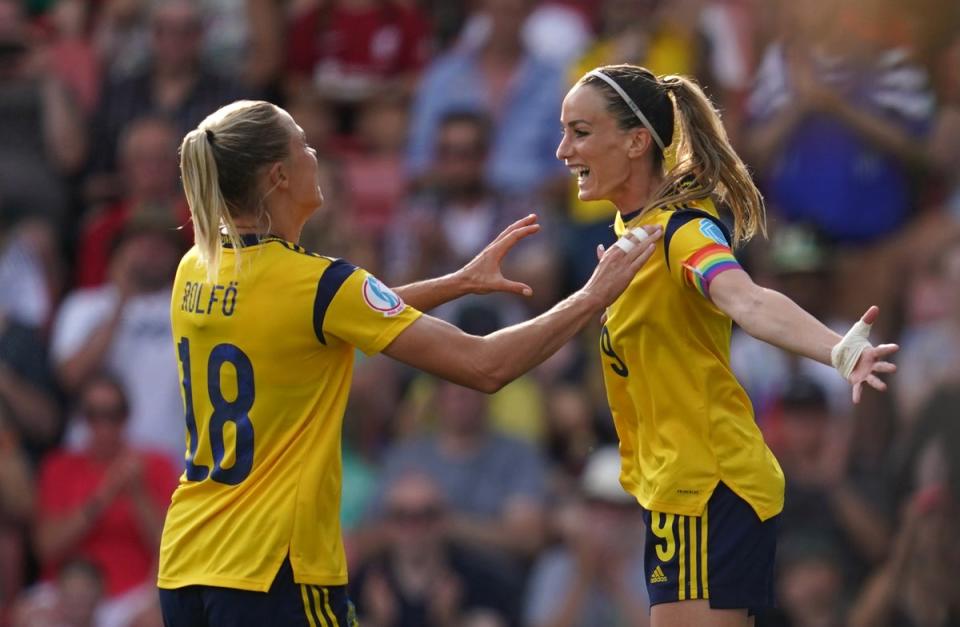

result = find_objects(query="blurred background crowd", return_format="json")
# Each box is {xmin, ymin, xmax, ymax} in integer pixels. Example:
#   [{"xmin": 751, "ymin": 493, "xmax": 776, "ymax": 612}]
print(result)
[{"xmin": 0, "ymin": 0, "xmax": 958, "ymax": 625}]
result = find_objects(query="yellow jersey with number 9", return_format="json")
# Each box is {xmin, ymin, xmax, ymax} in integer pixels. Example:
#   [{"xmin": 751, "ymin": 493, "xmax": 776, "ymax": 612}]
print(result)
[
  {"xmin": 602, "ymin": 199, "xmax": 784, "ymax": 521},
  {"xmin": 158, "ymin": 234, "xmax": 421, "ymax": 591}
]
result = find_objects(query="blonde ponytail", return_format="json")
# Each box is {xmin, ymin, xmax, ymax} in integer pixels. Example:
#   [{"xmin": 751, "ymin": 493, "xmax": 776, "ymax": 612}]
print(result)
[
  {"xmin": 177, "ymin": 100, "xmax": 291, "ymax": 282},
  {"xmin": 180, "ymin": 129, "xmax": 242, "ymax": 282},
  {"xmin": 654, "ymin": 75, "xmax": 766, "ymax": 246}
]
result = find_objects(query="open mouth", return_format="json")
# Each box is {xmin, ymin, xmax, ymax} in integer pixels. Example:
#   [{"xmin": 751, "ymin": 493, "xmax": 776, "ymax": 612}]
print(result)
[{"xmin": 570, "ymin": 166, "xmax": 590, "ymax": 183}]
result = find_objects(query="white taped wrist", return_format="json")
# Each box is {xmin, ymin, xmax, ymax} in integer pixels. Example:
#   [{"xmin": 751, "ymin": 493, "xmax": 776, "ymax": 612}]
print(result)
[
  {"xmin": 613, "ymin": 227, "xmax": 649, "ymax": 253},
  {"xmin": 830, "ymin": 320, "xmax": 873, "ymax": 379}
]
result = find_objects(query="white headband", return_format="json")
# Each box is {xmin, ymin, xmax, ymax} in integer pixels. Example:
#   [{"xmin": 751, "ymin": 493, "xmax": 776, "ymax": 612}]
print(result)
[{"xmin": 586, "ymin": 69, "xmax": 666, "ymax": 152}]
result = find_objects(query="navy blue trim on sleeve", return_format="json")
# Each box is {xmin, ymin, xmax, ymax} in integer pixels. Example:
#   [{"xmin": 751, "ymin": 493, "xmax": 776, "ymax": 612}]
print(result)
[
  {"xmin": 313, "ymin": 260, "xmax": 358, "ymax": 344},
  {"xmin": 664, "ymin": 209, "xmax": 733, "ymax": 270}
]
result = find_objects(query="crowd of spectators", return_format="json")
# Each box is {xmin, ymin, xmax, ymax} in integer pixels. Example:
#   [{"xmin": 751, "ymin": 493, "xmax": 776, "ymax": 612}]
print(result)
[{"xmin": 0, "ymin": 0, "xmax": 958, "ymax": 625}]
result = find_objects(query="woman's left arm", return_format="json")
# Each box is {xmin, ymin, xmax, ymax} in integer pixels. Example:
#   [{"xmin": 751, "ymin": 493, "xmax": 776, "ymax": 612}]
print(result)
[
  {"xmin": 392, "ymin": 214, "xmax": 540, "ymax": 312},
  {"xmin": 709, "ymin": 269, "xmax": 898, "ymax": 403}
]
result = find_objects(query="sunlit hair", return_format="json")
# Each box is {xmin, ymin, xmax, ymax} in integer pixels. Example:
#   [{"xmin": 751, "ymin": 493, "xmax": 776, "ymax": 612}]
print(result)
[
  {"xmin": 179, "ymin": 100, "xmax": 290, "ymax": 281},
  {"xmin": 577, "ymin": 65, "xmax": 766, "ymax": 245}
]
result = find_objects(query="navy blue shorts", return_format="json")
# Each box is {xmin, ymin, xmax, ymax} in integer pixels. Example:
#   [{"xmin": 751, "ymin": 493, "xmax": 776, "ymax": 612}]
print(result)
[
  {"xmin": 641, "ymin": 482, "xmax": 779, "ymax": 614},
  {"xmin": 159, "ymin": 558, "xmax": 358, "ymax": 627}
]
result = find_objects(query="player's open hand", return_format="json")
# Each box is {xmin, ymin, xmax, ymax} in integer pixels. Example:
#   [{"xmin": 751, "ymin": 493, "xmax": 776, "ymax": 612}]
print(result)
[
  {"xmin": 457, "ymin": 214, "xmax": 541, "ymax": 296},
  {"xmin": 848, "ymin": 306, "xmax": 899, "ymax": 404},
  {"xmin": 583, "ymin": 225, "xmax": 662, "ymax": 308}
]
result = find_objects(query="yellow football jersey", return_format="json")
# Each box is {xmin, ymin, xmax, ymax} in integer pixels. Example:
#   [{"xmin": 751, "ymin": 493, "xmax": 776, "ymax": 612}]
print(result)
[
  {"xmin": 158, "ymin": 234, "xmax": 421, "ymax": 591},
  {"xmin": 603, "ymin": 199, "xmax": 785, "ymax": 521}
]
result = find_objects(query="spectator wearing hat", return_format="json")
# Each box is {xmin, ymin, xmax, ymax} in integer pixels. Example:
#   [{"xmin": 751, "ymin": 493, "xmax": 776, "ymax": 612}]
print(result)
[{"xmin": 524, "ymin": 446, "xmax": 649, "ymax": 627}]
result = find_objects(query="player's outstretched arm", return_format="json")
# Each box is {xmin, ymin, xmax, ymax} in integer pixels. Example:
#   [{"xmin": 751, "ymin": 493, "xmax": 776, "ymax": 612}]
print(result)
[
  {"xmin": 709, "ymin": 269, "xmax": 898, "ymax": 404},
  {"xmin": 384, "ymin": 226, "xmax": 662, "ymax": 392},
  {"xmin": 392, "ymin": 214, "xmax": 540, "ymax": 312}
]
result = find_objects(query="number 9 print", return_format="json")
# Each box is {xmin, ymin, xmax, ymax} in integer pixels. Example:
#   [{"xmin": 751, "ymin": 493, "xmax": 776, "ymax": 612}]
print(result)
[{"xmin": 600, "ymin": 326, "xmax": 629, "ymax": 378}]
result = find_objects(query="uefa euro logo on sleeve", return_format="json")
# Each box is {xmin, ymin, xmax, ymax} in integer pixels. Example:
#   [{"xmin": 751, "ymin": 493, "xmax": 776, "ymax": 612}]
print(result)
[
  {"xmin": 362, "ymin": 275, "xmax": 405, "ymax": 317},
  {"xmin": 699, "ymin": 219, "xmax": 729, "ymax": 247}
]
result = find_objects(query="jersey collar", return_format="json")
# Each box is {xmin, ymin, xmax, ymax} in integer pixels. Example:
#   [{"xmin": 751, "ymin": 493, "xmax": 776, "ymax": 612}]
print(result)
[{"xmin": 221, "ymin": 233, "xmax": 286, "ymax": 248}]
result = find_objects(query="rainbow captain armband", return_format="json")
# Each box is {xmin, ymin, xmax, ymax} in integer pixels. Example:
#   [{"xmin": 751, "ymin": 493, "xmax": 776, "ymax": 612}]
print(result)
[{"xmin": 682, "ymin": 244, "xmax": 741, "ymax": 298}]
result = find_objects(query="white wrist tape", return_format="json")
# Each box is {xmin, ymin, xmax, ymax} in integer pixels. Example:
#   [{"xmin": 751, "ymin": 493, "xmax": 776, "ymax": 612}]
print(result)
[
  {"xmin": 830, "ymin": 319, "xmax": 873, "ymax": 379},
  {"xmin": 613, "ymin": 227, "xmax": 650, "ymax": 253}
]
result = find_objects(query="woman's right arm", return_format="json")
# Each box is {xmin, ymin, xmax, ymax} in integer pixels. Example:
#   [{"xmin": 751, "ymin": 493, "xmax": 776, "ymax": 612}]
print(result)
[{"xmin": 383, "ymin": 228, "xmax": 661, "ymax": 392}]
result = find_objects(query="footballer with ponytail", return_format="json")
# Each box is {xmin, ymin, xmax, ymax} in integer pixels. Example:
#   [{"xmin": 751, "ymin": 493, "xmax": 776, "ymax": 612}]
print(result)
[
  {"xmin": 557, "ymin": 66, "xmax": 898, "ymax": 626},
  {"xmin": 159, "ymin": 97, "xmax": 662, "ymax": 626},
  {"xmin": 179, "ymin": 100, "xmax": 291, "ymax": 281}
]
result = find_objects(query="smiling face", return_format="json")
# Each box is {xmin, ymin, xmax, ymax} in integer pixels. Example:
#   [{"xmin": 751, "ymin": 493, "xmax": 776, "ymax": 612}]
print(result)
[{"xmin": 556, "ymin": 84, "xmax": 646, "ymax": 204}]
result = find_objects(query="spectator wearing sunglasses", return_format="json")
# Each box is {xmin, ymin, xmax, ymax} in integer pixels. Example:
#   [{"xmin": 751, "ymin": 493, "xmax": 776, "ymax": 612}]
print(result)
[
  {"xmin": 33, "ymin": 375, "xmax": 177, "ymax": 627},
  {"xmin": 351, "ymin": 471, "xmax": 517, "ymax": 627}
]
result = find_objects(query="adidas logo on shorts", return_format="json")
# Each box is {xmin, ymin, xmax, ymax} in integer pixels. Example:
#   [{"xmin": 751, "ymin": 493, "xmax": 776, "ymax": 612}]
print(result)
[{"xmin": 649, "ymin": 565, "xmax": 668, "ymax": 584}]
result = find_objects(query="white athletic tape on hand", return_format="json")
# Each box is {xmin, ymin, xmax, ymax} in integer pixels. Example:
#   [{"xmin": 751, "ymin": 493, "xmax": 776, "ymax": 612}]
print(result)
[
  {"xmin": 830, "ymin": 319, "xmax": 873, "ymax": 380},
  {"xmin": 613, "ymin": 227, "xmax": 650, "ymax": 253}
]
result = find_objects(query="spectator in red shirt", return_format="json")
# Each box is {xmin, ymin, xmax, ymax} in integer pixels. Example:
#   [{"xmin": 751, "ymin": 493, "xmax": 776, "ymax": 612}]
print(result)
[
  {"xmin": 341, "ymin": 94, "xmax": 411, "ymax": 236},
  {"xmin": 286, "ymin": 0, "xmax": 429, "ymax": 131},
  {"xmin": 34, "ymin": 374, "xmax": 177, "ymax": 624},
  {"xmin": 75, "ymin": 115, "xmax": 190, "ymax": 288}
]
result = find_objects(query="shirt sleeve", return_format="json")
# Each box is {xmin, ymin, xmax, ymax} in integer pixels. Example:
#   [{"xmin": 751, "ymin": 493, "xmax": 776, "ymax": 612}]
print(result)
[
  {"xmin": 314, "ymin": 261, "xmax": 422, "ymax": 355},
  {"xmin": 666, "ymin": 215, "xmax": 742, "ymax": 300},
  {"xmin": 50, "ymin": 290, "xmax": 115, "ymax": 364}
]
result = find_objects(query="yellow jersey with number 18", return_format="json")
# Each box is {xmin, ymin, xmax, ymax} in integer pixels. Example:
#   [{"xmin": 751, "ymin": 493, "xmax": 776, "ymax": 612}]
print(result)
[
  {"xmin": 158, "ymin": 234, "xmax": 421, "ymax": 591},
  {"xmin": 602, "ymin": 198, "xmax": 784, "ymax": 521}
]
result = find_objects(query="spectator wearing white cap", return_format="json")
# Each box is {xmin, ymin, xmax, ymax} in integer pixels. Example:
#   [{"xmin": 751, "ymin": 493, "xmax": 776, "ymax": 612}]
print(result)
[{"xmin": 524, "ymin": 446, "xmax": 650, "ymax": 627}]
